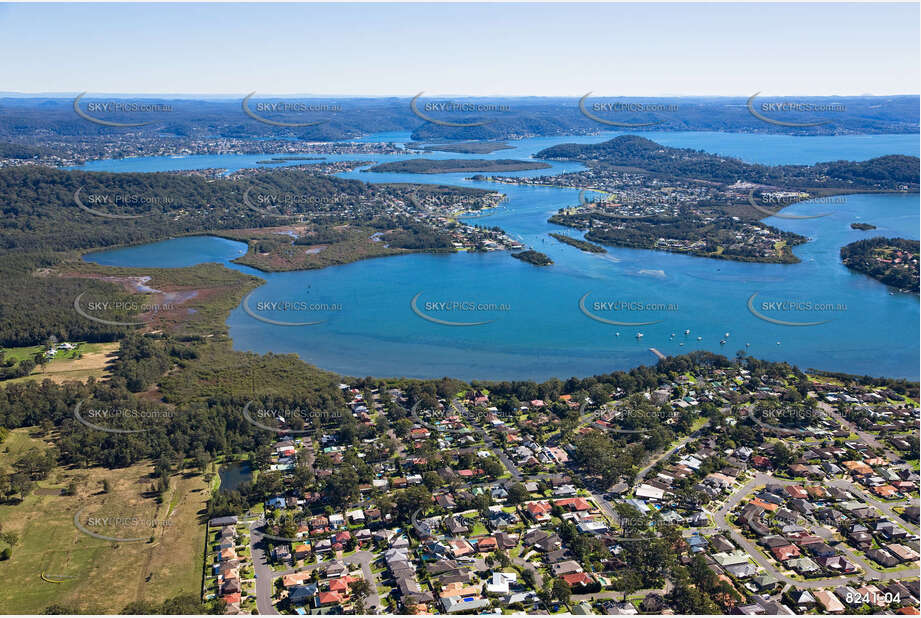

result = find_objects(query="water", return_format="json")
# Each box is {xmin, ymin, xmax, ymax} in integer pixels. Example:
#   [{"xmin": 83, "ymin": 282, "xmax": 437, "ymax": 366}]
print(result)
[
  {"xmin": 218, "ymin": 461, "xmax": 253, "ymax": 492},
  {"xmin": 81, "ymin": 132, "xmax": 920, "ymax": 380}
]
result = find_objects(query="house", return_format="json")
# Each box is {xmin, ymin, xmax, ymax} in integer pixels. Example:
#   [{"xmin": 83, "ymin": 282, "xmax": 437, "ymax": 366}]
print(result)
[
  {"xmin": 724, "ymin": 562, "xmax": 759, "ymax": 579},
  {"xmin": 293, "ymin": 543, "xmax": 311, "ymax": 560},
  {"xmin": 771, "ymin": 544, "xmax": 800, "ymax": 562},
  {"xmin": 635, "ymin": 484, "xmax": 666, "ymax": 501},
  {"xmin": 347, "ymin": 509, "xmax": 365, "ymax": 524},
  {"xmin": 561, "ymin": 572, "xmax": 595, "ymax": 591},
  {"xmin": 747, "ymin": 574, "xmax": 779, "ymax": 593},
  {"xmin": 834, "ymin": 586, "xmax": 864, "ymax": 609},
  {"xmin": 476, "ymin": 536, "xmax": 498, "ymax": 553},
  {"xmin": 867, "ymin": 547, "xmax": 900, "ymax": 567},
  {"xmin": 328, "ymin": 513, "xmax": 345, "ymax": 529},
  {"xmin": 441, "ymin": 596, "xmax": 489, "ymax": 613},
  {"xmin": 447, "ymin": 539, "xmax": 474, "ymax": 558},
  {"xmin": 282, "ymin": 571, "xmax": 313, "ymax": 588},
  {"xmin": 272, "ymin": 545, "xmax": 292, "ymax": 563},
  {"xmin": 788, "ymin": 557, "xmax": 820, "ymax": 575},
  {"xmin": 550, "ymin": 560, "xmax": 583, "ymax": 576},
  {"xmin": 525, "ymin": 501, "xmax": 552, "ymax": 522},
  {"xmin": 803, "ymin": 541, "xmax": 837, "ymax": 558},
  {"xmin": 601, "ymin": 601, "xmax": 638, "ymax": 615},
  {"xmin": 444, "ymin": 515, "xmax": 469, "ymax": 536},
  {"xmin": 326, "ymin": 560, "xmax": 349, "ymax": 578},
  {"xmin": 886, "ymin": 543, "xmax": 920, "ymax": 563},
  {"xmin": 316, "ymin": 591, "xmax": 343, "ymax": 607},
  {"xmin": 816, "ymin": 555, "xmax": 857, "ymax": 573},
  {"xmin": 485, "ymin": 571, "xmax": 517, "ymax": 595},
  {"xmin": 876, "ymin": 520, "xmax": 909, "ymax": 540},
  {"xmin": 289, "ymin": 583, "xmax": 319, "ymax": 604},
  {"xmin": 788, "ymin": 589, "xmax": 816, "ymax": 611}
]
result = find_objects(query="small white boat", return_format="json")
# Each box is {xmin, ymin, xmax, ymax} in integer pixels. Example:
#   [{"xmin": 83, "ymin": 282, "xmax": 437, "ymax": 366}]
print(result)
[
  {"xmin": 697, "ymin": 336, "xmax": 702, "ymax": 341},
  {"xmin": 684, "ymin": 329, "xmax": 690, "ymax": 335},
  {"xmin": 635, "ymin": 332, "xmax": 644, "ymax": 339},
  {"xmin": 720, "ymin": 340, "xmax": 727, "ymax": 345},
  {"xmin": 745, "ymin": 343, "xmax": 751, "ymax": 347},
  {"xmin": 679, "ymin": 342, "xmax": 685, "ymax": 346},
  {"xmin": 615, "ymin": 332, "xmax": 620, "ymax": 337},
  {"xmin": 776, "ymin": 341, "xmax": 781, "ymax": 345},
  {"xmin": 724, "ymin": 332, "xmax": 730, "ymax": 337}
]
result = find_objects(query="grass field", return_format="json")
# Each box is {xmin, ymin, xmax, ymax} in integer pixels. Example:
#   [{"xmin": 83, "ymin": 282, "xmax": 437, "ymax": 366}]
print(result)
[
  {"xmin": 1, "ymin": 342, "xmax": 119, "ymax": 386},
  {"xmin": 0, "ymin": 428, "xmax": 208, "ymax": 614}
]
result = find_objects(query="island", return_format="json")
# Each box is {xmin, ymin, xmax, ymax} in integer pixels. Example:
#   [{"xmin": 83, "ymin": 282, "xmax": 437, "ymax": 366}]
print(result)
[
  {"xmin": 548, "ymin": 232, "xmax": 606, "ymax": 253},
  {"xmin": 411, "ymin": 141, "xmax": 514, "ymax": 154},
  {"xmin": 366, "ymin": 158, "xmax": 551, "ymax": 174},
  {"xmin": 510, "ymin": 249, "xmax": 553, "ymax": 266},
  {"xmin": 851, "ymin": 222, "xmax": 878, "ymax": 230},
  {"xmin": 255, "ymin": 155, "xmax": 324, "ymax": 164},
  {"xmin": 840, "ymin": 236, "xmax": 919, "ymax": 293}
]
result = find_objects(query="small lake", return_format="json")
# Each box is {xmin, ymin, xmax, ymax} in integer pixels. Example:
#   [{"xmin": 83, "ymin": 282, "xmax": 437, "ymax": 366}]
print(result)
[{"xmin": 218, "ymin": 461, "xmax": 253, "ymax": 493}]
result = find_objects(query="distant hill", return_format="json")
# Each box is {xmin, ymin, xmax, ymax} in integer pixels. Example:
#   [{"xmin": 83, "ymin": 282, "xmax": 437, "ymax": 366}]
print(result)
[{"xmin": 536, "ymin": 135, "xmax": 921, "ymax": 190}]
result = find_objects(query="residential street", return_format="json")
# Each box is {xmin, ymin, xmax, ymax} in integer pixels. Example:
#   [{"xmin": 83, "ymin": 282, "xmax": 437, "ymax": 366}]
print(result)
[
  {"xmin": 249, "ymin": 520, "xmax": 382, "ymax": 614},
  {"xmin": 712, "ymin": 473, "xmax": 920, "ymax": 588}
]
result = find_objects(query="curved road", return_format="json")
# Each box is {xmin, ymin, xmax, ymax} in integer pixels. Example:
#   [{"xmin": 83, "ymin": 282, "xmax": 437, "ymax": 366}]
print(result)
[
  {"xmin": 249, "ymin": 520, "xmax": 381, "ymax": 615},
  {"xmin": 713, "ymin": 473, "xmax": 919, "ymax": 589}
]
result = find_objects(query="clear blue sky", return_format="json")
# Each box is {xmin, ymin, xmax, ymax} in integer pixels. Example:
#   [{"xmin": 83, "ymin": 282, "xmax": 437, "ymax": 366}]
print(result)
[{"xmin": 1, "ymin": 2, "xmax": 918, "ymax": 96}]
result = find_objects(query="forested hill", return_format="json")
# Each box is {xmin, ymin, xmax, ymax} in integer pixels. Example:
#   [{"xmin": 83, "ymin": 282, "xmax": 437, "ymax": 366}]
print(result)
[
  {"xmin": 0, "ymin": 166, "xmax": 380, "ymax": 252},
  {"xmin": 535, "ymin": 135, "xmax": 920, "ymax": 190}
]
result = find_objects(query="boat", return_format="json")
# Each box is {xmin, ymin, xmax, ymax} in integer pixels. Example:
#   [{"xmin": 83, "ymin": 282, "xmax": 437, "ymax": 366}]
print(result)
[
  {"xmin": 745, "ymin": 343, "xmax": 751, "ymax": 347},
  {"xmin": 697, "ymin": 336, "xmax": 702, "ymax": 341},
  {"xmin": 720, "ymin": 339, "xmax": 727, "ymax": 345},
  {"xmin": 615, "ymin": 332, "xmax": 620, "ymax": 337},
  {"xmin": 724, "ymin": 332, "xmax": 730, "ymax": 337},
  {"xmin": 635, "ymin": 332, "xmax": 644, "ymax": 339},
  {"xmin": 684, "ymin": 329, "xmax": 690, "ymax": 335}
]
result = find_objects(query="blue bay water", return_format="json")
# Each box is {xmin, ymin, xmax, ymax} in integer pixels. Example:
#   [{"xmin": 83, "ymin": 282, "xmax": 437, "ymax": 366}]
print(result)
[{"xmin": 81, "ymin": 133, "xmax": 920, "ymax": 380}]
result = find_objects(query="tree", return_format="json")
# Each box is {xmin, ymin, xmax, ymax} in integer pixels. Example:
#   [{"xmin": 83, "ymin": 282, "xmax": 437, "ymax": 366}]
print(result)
[
  {"xmin": 506, "ymin": 482, "xmax": 530, "ymax": 505},
  {"xmin": 521, "ymin": 567, "xmax": 537, "ymax": 590},
  {"xmin": 33, "ymin": 351, "xmax": 47, "ymax": 374},
  {"xmin": 350, "ymin": 579, "xmax": 372, "ymax": 613},
  {"xmin": 617, "ymin": 569, "xmax": 642, "ymax": 602},
  {"xmin": 552, "ymin": 578, "xmax": 571, "ymax": 607}
]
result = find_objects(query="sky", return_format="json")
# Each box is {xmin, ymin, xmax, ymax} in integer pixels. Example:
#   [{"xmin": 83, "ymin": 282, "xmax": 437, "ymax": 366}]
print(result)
[{"xmin": 0, "ymin": 2, "xmax": 918, "ymax": 96}]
